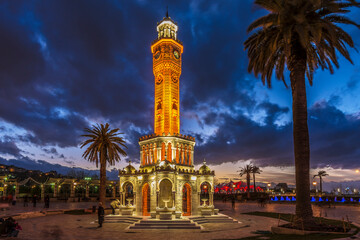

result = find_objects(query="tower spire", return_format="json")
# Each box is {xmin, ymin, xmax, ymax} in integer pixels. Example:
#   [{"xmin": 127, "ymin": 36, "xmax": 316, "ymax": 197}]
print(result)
[{"xmin": 166, "ymin": 6, "xmax": 169, "ymax": 18}]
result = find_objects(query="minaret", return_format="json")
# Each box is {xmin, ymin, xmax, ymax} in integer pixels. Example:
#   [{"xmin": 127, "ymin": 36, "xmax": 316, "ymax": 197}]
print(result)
[{"xmin": 151, "ymin": 12, "xmax": 183, "ymax": 135}]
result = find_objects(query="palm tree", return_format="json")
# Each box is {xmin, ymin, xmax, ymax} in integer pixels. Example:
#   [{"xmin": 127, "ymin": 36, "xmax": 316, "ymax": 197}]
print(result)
[
  {"xmin": 251, "ymin": 166, "xmax": 262, "ymax": 193},
  {"xmin": 244, "ymin": 0, "xmax": 359, "ymax": 225},
  {"xmin": 313, "ymin": 170, "xmax": 329, "ymax": 194},
  {"xmin": 238, "ymin": 164, "xmax": 253, "ymax": 198},
  {"xmin": 80, "ymin": 123, "xmax": 127, "ymax": 204}
]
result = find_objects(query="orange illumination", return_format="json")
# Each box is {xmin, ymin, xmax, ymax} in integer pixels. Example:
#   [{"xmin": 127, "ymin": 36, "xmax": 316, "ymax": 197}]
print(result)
[
  {"xmin": 152, "ymin": 37, "xmax": 182, "ymax": 135},
  {"xmin": 183, "ymin": 183, "xmax": 191, "ymax": 216},
  {"xmin": 142, "ymin": 183, "xmax": 150, "ymax": 216},
  {"xmin": 151, "ymin": 39, "xmax": 183, "ymax": 53}
]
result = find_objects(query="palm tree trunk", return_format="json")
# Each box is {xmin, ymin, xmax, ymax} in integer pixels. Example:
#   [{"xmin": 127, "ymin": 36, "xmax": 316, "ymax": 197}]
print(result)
[
  {"xmin": 289, "ymin": 37, "xmax": 313, "ymax": 225},
  {"xmin": 246, "ymin": 174, "xmax": 250, "ymax": 198},
  {"xmin": 253, "ymin": 172, "xmax": 256, "ymax": 193},
  {"xmin": 99, "ymin": 150, "xmax": 107, "ymax": 205},
  {"xmin": 320, "ymin": 176, "xmax": 322, "ymax": 195}
]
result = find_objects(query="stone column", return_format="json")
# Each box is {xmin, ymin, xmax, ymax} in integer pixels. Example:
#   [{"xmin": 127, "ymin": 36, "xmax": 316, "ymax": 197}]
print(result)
[
  {"xmin": 112, "ymin": 185, "xmax": 116, "ymax": 198},
  {"xmin": 172, "ymin": 145, "xmax": 176, "ymax": 162},
  {"xmin": 191, "ymin": 148, "xmax": 194, "ymax": 166},
  {"xmin": 180, "ymin": 145, "xmax": 183, "ymax": 164},
  {"xmin": 156, "ymin": 192, "xmax": 159, "ymax": 207},
  {"xmin": 152, "ymin": 144, "xmax": 156, "ymax": 164},
  {"xmin": 140, "ymin": 149, "xmax": 143, "ymax": 166},
  {"xmin": 157, "ymin": 147, "xmax": 161, "ymax": 163},
  {"xmin": 172, "ymin": 192, "xmax": 175, "ymax": 208},
  {"xmin": 41, "ymin": 184, "xmax": 45, "ymax": 200}
]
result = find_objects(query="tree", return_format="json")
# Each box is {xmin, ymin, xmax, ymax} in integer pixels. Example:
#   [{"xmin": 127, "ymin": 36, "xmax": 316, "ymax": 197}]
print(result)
[
  {"xmin": 313, "ymin": 170, "xmax": 329, "ymax": 194},
  {"xmin": 238, "ymin": 164, "xmax": 253, "ymax": 198},
  {"xmin": 244, "ymin": 0, "xmax": 359, "ymax": 225},
  {"xmin": 80, "ymin": 123, "xmax": 127, "ymax": 204},
  {"xmin": 251, "ymin": 166, "xmax": 262, "ymax": 193}
]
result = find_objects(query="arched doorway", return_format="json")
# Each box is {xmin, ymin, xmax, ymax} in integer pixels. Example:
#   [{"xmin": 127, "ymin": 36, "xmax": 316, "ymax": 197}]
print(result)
[
  {"xmin": 142, "ymin": 183, "xmax": 150, "ymax": 216},
  {"xmin": 182, "ymin": 183, "xmax": 191, "ymax": 216},
  {"xmin": 159, "ymin": 179, "xmax": 172, "ymax": 208},
  {"xmin": 123, "ymin": 182, "xmax": 134, "ymax": 205},
  {"xmin": 200, "ymin": 182, "xmax": 211, "ymax": 206}
]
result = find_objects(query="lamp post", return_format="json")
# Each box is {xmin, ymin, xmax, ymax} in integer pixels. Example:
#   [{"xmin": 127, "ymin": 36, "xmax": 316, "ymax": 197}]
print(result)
[
  {"xmin": 267, "ymin": 183, "xmax": 271, "ymax": 192},
  {"xmin": 312, "ymin": 181, "xmax": 317, "ymax": 195}
]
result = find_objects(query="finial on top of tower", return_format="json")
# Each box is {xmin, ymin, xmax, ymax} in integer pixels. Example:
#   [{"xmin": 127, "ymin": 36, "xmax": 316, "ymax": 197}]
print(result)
[
  {"xmin": 166, "ymin": 6, "xmax": 169, "ymax": 18},
  {"xmin": 203, "ymin": 159, "xmax": 206, "ymax": 165},
  {"xmin": 128, "ymin": 160, "xmax": 132, "ymax": 165}
]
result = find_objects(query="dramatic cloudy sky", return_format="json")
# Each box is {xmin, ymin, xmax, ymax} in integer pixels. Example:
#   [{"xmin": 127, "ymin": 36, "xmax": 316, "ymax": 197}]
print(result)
[{"xmin": 1, "ymin": 0, "xmax": 360, "ymax": 184}]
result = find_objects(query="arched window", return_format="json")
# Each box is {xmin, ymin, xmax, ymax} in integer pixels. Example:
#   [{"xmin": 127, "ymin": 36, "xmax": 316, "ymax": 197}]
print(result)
[
  {"xmin": 159, "ymin": 179, "xmax": 172, "ymax": 208},
  {"xmin": 123, "ymin": 182, "xmax": 134, "ymax": 200},
  {"xmin": 200, "ymin": 182, "xmax": 211, "ymax": 206}
]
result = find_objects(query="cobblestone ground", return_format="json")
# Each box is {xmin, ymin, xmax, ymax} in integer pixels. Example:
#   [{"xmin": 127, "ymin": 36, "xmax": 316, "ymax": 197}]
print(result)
[
  {"xmin": 0, "ymin": 201, "xmax": 101, "ymax": 217},
  {"xmin": 14, "ymin": 214, "xmax": 279, "ymax": 240},
  {"xmin": 4, "ymin": 200, "xmax": 360, "ymax": 240},
  {"xmin": 216, "ymin": 201, "xmax": 360, "ymax": 224}
]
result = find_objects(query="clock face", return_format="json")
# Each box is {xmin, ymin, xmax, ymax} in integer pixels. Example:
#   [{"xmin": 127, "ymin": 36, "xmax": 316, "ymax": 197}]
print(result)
[
  {"xmin": 154, "ymin": 51, "xmax": 160, "ymax": 59},
  {"xmin": 156, "ymin": 76, "xmax": 163, "ymax": 85},
  {"xmin": 173, "ymin": 50, "xmax": 180, "ymax": 59}
]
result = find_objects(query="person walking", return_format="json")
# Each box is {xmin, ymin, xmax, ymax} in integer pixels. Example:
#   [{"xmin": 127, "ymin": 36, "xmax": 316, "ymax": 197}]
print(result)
[
  {"xmin": 12, "ymin": 195, "xmax": 16, "ymax": 206},
  {"xmin": 23, "ymin": 195, "xmax": 28, "ymax": 207},
  {"xmin": 32, "ymin": 195, "xmax": 37, "ymax": 208},
  {"xmin": 44, "ymin": 195, "xmax": 50, "ymax": 208},
  {"xmin": 98, "ymin": 202, "xmax": 104, "ymax": 228},
  {"xmin": 110, "ymin": 199, "xmax": 120, "ymax": 215},
  {"xmin": 231, "ymin": 197, "xmax": 236, "ymax": 210}
]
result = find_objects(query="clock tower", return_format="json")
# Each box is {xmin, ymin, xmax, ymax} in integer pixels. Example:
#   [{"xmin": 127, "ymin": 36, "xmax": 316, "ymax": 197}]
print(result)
[
  {"xmin": 119, "ymin": 12, "xmax": 215, "ymax": 218},
  {"xmin": 138, "ymin": 12, "xmax": 195, "ymax": 167},
  {"xmin": 151, "ymin": 13, "xmax": 183, "ymax": 135}
]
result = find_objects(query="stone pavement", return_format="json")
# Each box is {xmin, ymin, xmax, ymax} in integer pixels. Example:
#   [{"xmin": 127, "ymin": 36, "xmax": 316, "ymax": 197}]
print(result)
[
  {"xmin": 216, "ymin": 201, "xmax": 360, "ymax": 224},
  {"xmin": 14, "ymin": 212, "xmax": 278, "ymax": 240},
  {"xmin": 3, "ymin": 200, "xmax": 360, "ymax": 239},
  {"xmin": 0, "ymin": 201, "xmax": 101, "ymax": 217}
]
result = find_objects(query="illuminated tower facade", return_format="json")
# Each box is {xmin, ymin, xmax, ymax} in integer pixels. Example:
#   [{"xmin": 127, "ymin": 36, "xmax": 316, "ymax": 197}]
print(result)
[
  {"xmin": 151, "ymin": 14, "xmax": 183, "ymax": 135},
  {"xmin": 119, "ymin": 13, "xmax": 215, "ymax": 218},
  {"xmin": 138, "ymin": 13, "xmax": 195, "ymax": 168}
]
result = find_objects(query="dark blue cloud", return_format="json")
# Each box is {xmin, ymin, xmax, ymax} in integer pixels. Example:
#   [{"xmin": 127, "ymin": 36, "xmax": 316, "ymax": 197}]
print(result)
[{"xmin": 0, "ymin": 0, "xmax": 359, "ymax": 171}]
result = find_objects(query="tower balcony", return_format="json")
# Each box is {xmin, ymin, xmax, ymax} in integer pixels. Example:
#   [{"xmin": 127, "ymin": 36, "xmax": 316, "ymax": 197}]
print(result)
[{"xmin": 138, "ymin": 133, "xmax": 196, "ymax": 168}]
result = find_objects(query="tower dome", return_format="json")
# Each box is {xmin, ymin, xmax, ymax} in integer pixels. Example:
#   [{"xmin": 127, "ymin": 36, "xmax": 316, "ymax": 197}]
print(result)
[
  {"xmin": 199, "ymin": 160, "xmax": 211, "ymax": 174},
  {"xmin": 124, "ymin": 161, "xmax": 136, "ymax": 174}
]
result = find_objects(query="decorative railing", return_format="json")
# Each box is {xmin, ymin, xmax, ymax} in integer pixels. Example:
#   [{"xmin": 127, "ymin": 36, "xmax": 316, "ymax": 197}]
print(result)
[{"xmin": 139, "ymin": 133, "xmax": 195, "ymax": 142}]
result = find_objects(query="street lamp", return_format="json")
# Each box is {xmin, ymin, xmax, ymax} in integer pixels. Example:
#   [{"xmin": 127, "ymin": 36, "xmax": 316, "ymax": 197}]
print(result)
[
  {"xmin": 312, "ymin": 181, "xmax": 317, "ymax": 194},
  {"xmin": 356, "ymin": 169, "xmax": 359, "ymax": 173}
]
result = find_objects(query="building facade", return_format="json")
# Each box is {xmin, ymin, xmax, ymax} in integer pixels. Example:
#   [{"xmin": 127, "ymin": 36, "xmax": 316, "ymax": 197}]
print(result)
[{"xmin": 119, "ymin": 13, "xmax": 215, "ymax": 218}]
